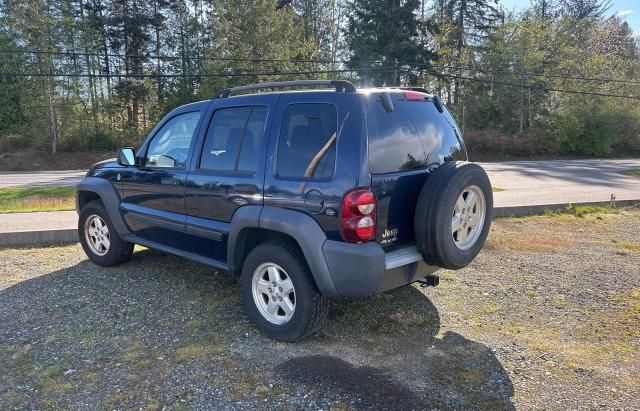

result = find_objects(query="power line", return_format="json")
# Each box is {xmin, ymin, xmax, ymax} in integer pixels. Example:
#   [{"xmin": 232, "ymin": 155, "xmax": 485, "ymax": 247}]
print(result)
[
  {"xmin": 429, "ymin": 63, "xmax": 640, "ymax": 86},
  {"xmin": 438, "ymin": 72, "xmax": 640, "ymax": 100},
  {"xmin": 0, "ymin": 67, "xmax": 389, "ymax": 79},
  {"xmin": 0, "ymin": 48, "xmax": 368, "ymax": 65},
  {"xmin": 3, "ymin": 48, "xmax": 640, "ymax": 86},
  {"xmin": 2, "ymin": 67, "xmax": 640, "ymax": 100}
]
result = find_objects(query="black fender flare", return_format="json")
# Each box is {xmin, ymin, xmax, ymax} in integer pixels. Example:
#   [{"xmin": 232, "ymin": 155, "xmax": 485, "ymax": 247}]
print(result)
[
  {"xmin": 76, "ymin": 177, "xmax": 130, "ymax": 236},
  {"xmin": 228, "ymin": 206, "xmax": 338, "ymax": 296}
]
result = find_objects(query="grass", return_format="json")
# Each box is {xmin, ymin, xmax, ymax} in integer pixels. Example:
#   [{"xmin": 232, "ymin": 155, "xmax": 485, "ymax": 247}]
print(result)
[
  {"xmin": 489, "ymin": 229, "xmax": 573, "ymax": 252},
  {"xmin": 542, "ymin": 203, "xmax": 619, "ymax": 218},
  {"xmin": 616, "ymin": 241, "xmax": 640, "ymax": 252},
  {"xmin": 492, "ymin": 186, "xmax": 504, "ymax": 192},
  {"xmin": 174, "ymin": 343, "xmax": 226, "ymax": 362},
  {"xmin": 0, "ymin": 186, "xmax": 75, "ymax": 213},
  {"xmin": 622, "ymin": 170, "xmax": 640, "ymax": 178}
]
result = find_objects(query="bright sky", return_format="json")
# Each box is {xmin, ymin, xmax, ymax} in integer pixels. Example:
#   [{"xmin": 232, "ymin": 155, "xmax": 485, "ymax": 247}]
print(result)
[{"xmin": 499, "ymin": 0, "xmax": 640, "ymax": 36}]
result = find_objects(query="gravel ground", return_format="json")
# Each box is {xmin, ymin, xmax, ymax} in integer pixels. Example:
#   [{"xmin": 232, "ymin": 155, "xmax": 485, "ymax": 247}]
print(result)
[{"xmin": 1, "ymin": 210, "xmax": 639, "ymax": 410}]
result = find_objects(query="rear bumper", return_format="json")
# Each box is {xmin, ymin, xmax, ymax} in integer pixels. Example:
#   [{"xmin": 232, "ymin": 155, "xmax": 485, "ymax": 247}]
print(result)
[{"xmin": 321, "ymin": 240, "xmax": 439, "ymax": 297}]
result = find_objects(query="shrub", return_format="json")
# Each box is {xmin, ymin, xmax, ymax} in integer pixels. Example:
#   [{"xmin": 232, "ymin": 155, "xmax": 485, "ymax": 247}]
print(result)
[
  {"xmin": 464, "ymin": 128, "xmax": 558, "ymax": 159},
  {"xmin": 0, "ymin": 132, "xmax": 34, "ymax": 152},
  {"xmin": 549, "ymin": 100, "xmax": 624, "ymax": 156}
]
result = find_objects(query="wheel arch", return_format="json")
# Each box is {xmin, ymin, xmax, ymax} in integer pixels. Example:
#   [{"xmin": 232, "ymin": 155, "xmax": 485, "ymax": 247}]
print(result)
[
  {"xmin": 77, "ymin": 190, "xmax": 101, "ymax": 211},
  {"xmin": 228, "ymin": 206, "xmax": 338, "ymax": 296},
  {"xmin": 76, "ymin": 177, "xmax": 130, "ymax": 236}
]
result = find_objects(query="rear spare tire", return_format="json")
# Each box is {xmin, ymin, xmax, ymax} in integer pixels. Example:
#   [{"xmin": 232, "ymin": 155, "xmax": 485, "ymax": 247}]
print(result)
[{"xmin": 414, "ymin": 161, "xmax": 492, "ymax": 269}]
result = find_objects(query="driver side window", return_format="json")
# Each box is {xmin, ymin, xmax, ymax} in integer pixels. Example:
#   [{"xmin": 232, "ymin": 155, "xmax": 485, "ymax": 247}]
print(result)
[{"xmin": 145, "ymin": 111, "xmax": 201, "ymax": 168}]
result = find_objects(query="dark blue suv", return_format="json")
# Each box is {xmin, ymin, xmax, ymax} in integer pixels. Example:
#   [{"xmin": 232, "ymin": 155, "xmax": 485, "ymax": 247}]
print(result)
[{"xmin": 76, "ymin": 80, "xmax": 493, "ymax": 341}]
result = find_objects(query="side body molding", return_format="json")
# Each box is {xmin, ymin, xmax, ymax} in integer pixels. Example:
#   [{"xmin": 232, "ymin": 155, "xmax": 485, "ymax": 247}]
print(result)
[
  {"xmin": 76, "ymin": 177, "xmax": 130, "ymax": 236},
  {"xmin": 228, "ymin": 206, "xmax": 338, "ymax": 297}
]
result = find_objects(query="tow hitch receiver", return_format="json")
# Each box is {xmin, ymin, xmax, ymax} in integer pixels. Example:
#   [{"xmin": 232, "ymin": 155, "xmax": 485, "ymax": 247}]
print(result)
[{"xmin": 417, "ymin": 274, "xmax": 440, "ymax": 288}]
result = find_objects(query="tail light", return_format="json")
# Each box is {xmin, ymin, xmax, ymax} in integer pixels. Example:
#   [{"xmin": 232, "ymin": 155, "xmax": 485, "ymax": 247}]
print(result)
[
  {"xmin": 341, "ymin": 189, "xmax": 376, "ymax": 243},
  {"xmin": 403, "ymin": 90, "xmax": 426, "ymax": 101}
]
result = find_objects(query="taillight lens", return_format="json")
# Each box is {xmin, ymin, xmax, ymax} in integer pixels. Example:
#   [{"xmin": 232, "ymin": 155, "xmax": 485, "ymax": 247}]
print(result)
[
  {"xmin": 341, "ymin": 189, "xmax": 376, "ymax": 243},
  {"xmin": 403, "ymin": 90, "xmax": 426, "ymax": 101}
]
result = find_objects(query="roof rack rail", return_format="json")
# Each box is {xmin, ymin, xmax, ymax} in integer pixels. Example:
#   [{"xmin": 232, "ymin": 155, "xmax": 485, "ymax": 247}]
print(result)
[
  {"xmin": 375, "ymin": 86, "xmax": 431, "ymax": 94},
  {"xmin": 212, "ymin": 80, "xmax": 356, "ymax": 99}
]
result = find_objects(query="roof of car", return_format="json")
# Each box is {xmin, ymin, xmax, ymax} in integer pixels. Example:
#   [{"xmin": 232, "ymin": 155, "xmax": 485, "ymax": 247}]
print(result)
[{"xmin": 178, "ymin": 83, "xmax": 435, "ymax": 110}]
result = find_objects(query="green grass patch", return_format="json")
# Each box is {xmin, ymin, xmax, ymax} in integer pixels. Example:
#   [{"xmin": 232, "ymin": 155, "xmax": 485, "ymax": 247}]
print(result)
[
  {"xmin": 543, "ymin": 203, "xmax": 619, "ymax": 218},
  {"xmin": 617, "ymin": 241, "xmax": 640, "ymax": 252},
  {"xmin": 566, "ymin": 203, "xmax": 618, "ymax": 217},
  {"xmin": 492, "ymin": 186, "xmax": 504, "ymax": 192},
  {"xmin": 174, "ymin": 343, "xmax": 226, "ymax": 362},
  {"xmin": 0, "ymin": 186, "xmax": 75, "ymax": 213},
  {"xmin": 621, "ymin": 170, "xmax": 640, "ymax": 178}
]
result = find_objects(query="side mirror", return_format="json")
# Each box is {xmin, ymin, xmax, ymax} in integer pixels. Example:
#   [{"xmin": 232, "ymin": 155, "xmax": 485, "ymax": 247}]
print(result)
[{"xmin": 117, "ymin": 147, "xmax": 136, "ymax": 166}]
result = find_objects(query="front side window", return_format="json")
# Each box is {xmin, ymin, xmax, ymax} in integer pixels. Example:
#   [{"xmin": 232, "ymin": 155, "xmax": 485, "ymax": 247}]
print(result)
[
  {"xmin": 276, "ymin": 103, "xmax": 337, "ymax": 178},
  {"xmin": 145, "ymin": 111, "xmax": 201, "ymax": 168}
]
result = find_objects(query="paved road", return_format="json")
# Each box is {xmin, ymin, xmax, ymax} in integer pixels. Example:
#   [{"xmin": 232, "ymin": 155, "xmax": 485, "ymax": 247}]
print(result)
[
  {"xmin": 480, "ymin": 159, "xmax": 640, "ymax": 207},
  {"xmin": 1, "ymin": 159, "xmax": 639, "ymax": 206},
  {"xmin": 0, "ymin": 159, "xmax": 639, "ymax": 234},
  {"xmin": 0, "ymin": 170, "xmax": 86, "ymax": 188},
  {"xmin": 0, "ymin": 211, "xmax": 77, "ymax": 232}
]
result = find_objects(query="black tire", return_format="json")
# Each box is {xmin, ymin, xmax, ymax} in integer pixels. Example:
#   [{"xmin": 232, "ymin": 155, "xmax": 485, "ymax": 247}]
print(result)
[
  {"xmin": 78, "ymin": 200, "xmax": 134, "ymax": 267},
  {"xmin": 414, "ymin": 161, "xmax": 493, "ymax": 270},
  {"xmin": 241, "ymin": 240, "xmax": 329, "ymax": 342}
]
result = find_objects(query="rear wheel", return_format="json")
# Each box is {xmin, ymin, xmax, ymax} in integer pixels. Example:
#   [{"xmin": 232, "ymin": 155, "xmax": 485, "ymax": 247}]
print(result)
[
  {"xmin": 241, "ymin": 240, "xmax": 329, "ymax": 341},
  {"xmin": 79, "ymin": 200, "xmax": 134, "ymax": 267},
  {"xmin": 414, "ymin": 161, "xmax": 493, "ymax": 269}
]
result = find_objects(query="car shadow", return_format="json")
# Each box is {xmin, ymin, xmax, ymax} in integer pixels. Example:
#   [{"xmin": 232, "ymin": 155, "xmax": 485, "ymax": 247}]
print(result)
[
  {"xmin": 276, "ymin": 285, "xmax": 515, "ymax": 409},
  {"xmin": 1, "ymin": 250, "xmax": 514, "ymax": 409}
]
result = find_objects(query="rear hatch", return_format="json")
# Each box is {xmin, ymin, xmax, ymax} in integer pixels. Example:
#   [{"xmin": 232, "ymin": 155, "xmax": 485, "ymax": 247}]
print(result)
[{"xmin": 366, "ymin": 90, "xmax": 467, "ymax": 250}]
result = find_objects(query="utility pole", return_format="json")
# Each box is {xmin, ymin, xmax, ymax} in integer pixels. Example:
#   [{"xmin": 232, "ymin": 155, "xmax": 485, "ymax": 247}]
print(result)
[
  {"xmin": 48, "ymin": 92, "xmax": 57, "ymax": 155},
  {"xmin": 43, "ymin": 51, "xmax": 58, "ymax": 155},
  {"xmin": 519, "ymin": 76, "xmax": 525, "ymax": 133}
]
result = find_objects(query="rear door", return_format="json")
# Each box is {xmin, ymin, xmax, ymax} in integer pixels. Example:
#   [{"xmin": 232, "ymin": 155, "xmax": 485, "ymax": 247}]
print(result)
[
  {"xmin": 264, "ymin": 93, "xmax": 362, "ymax": 240},
  {"xmin": 183, "ymin": 95, "xmax": 277, "ymax": 262},
  {"xmin": 367, "ymin": 93, "xmax": 466, "ymax": 249}
]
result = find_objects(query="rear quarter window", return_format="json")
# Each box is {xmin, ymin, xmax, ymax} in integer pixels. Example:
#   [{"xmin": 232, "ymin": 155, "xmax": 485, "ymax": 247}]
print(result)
[
  {"xmin": 367, "ymin": 97, "xmax": 465, "ymax": 174},
  {"xmin": 276, "ymin": 103, "xmax": 337, "ymax": 179}
]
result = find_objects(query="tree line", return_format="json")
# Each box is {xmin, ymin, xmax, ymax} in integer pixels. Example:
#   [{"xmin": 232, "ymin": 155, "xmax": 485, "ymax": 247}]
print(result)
[{"xmin": 1, "ymin": 0, "xmax": 639, "ymax": 158}]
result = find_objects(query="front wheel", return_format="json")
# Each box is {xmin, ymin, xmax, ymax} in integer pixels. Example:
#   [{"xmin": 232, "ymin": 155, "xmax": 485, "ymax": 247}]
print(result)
[
  {"xmin": 78, "ymin": 200, "xmax": 134, "ymax": 267},
  {"xmin": 241, "ymin": 240, "xmax": 329, "ymax": 341}
]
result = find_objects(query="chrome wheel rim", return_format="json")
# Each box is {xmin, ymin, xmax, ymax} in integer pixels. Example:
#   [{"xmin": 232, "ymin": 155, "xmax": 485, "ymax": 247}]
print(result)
[
  {"xmin": 251, "ymin": 263, "xmax": 296, "ymax": 325},
  {"xmin": 84, "ymin": 214, "xmax": 110, "ymax": 256},
  {"xmin": 451, "ymin": 185, "xmax": 486, "ymax": 250}
]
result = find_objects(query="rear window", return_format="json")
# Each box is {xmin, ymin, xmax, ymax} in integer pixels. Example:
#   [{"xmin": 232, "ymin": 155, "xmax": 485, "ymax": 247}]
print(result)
[
  {"xmin": 276, "ymin": 103, "xmax": 337, "ymax": 178},
  {"xmin": 367, "ymin": 98, "xmax": 464, "ymax": 174}
]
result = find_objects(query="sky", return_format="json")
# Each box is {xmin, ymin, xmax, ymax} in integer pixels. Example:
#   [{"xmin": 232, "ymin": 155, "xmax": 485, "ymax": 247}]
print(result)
[{"xmin": 499, "ymin": 0, "xmax": 640, "ymax": 36}]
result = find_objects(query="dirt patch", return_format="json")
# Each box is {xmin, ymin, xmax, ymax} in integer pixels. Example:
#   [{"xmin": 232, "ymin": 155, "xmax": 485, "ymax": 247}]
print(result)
[
  {"xmin": 487, "ymin": 217, "xmax": 576, "ymax": 252},
  {"xmin": 1, "ymin": 210, "xmax": 639, "ymax": 409}
]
